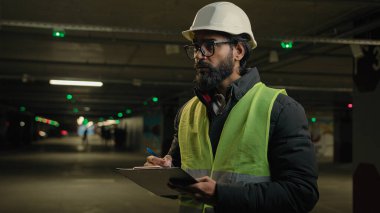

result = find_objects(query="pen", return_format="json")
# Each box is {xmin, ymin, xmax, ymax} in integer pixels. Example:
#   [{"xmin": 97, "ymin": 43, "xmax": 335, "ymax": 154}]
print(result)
[{"xmin": 146, "ymin": 147, "xmax": 158, "ymax": 157}]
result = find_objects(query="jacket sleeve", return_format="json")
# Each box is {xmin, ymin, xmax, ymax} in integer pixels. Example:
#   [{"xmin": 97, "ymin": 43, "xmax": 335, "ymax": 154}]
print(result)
[
  {"xmin": 167, "ymin": 106, "xmax": 183, "ymax": 167},
  {"xmin": 215, "ymin": 94, "xmax": 319, "ymax": 213}
]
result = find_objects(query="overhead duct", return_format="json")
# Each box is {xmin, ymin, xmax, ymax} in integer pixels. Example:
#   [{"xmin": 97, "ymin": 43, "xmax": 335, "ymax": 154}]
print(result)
[
  {"xmin": 266, "ymin": 36, "xmax": 380, "ymax": 46},
  {"xmin": 1, "ymin": 19, "xmax": 379, "ymax": 45},
  {"xmin": 0, "ymin": 19, "xmax": 177, "ymax": 35}
]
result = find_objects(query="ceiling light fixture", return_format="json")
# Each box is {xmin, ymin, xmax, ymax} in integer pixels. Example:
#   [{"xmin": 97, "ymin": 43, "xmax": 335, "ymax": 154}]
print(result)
[{"xmin": 49, "ymin": 80, "xmax": 103, "ymax": 87}]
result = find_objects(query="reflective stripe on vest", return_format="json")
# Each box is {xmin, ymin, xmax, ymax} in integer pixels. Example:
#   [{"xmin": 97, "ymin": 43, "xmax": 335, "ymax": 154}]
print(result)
[
  {"xmin": 184, "ymin": 169, "xmax": 270, "ymax": 184},
  {"xmin": 178, "ymin": 83, "xmax": 286, "ymax": 212}
]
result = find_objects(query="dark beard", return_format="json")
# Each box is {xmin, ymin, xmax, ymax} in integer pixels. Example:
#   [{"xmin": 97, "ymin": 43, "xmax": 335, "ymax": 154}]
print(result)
[{"xmin": 194, "ymin": 53, "xmax": 234, "ymax": 92}]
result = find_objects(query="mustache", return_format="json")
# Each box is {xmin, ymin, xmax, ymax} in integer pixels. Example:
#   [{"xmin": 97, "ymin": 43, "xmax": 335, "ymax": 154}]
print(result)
[{"xmin": 194, "ymin": 61, "xmax": 211, "ymax": 69}]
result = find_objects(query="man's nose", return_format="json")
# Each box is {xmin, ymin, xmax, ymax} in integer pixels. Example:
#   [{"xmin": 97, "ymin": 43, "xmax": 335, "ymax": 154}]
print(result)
[{"xmin": 194, "ymin": 49, "xmax": 207, "ymax": 60}]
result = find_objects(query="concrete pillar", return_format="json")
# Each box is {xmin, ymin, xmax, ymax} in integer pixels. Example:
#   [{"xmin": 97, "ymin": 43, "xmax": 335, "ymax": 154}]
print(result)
[
  {"xmin": 333, "ymin": 108, "xmax": 352, "ymax": 163},
  {"xmin": 353, "ymin": 45, "xmax": 380, "ymax": 213}
]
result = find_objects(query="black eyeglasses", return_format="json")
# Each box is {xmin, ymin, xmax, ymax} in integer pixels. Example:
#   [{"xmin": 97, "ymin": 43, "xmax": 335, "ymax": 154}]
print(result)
[{"xmin": 184, "ymin": 40, "xmax": 233, "ymax": 60}]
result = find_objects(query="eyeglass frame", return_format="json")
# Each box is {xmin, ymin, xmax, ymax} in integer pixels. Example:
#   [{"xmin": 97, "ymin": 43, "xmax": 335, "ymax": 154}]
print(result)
[{"xmin": 183, "ymin": 40, "xmax": 235, "ymax": 60}]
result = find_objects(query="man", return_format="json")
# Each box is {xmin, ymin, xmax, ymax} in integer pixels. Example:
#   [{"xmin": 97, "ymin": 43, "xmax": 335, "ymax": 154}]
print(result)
[{"xmin": 146, "ymin": 2, "xmax": 319, "ymax": 212}]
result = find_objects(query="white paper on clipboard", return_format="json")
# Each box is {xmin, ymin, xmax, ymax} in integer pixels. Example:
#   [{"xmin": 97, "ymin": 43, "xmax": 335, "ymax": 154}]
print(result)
[{"xmin": 116, "ymin": 167, "xmax": 197, "ymax": 197}]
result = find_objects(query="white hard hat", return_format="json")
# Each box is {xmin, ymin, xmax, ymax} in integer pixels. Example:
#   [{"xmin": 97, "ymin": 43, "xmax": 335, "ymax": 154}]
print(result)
[{"xmin": 182, "ymin": 2, "xmax": 257, "ymax": 49}]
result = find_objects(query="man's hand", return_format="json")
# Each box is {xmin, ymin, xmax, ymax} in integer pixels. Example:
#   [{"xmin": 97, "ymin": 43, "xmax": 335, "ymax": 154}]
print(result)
[
  {"xmin": 170, "ymin": 176, "xmax": 217, "ymax": 205},
  {"xmin": 144, "ymin": 155, "xmax": 172, "ymax": 167}
]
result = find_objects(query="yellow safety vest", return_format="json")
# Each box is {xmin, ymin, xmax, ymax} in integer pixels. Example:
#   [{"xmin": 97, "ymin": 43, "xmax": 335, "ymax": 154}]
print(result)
[{"xmin": 178, "ymin": 82, "xmax": 286, "ymax": 213}]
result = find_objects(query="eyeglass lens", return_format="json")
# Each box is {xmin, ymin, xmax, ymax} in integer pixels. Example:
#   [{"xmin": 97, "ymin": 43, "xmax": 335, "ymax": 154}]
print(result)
[{"xmin": 185, "ymin": 42, "xmax": 214, "ymax": 59}]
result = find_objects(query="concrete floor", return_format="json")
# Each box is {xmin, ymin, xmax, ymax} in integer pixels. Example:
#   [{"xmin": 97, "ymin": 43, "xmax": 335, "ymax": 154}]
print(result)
[{"xmin": 0, "ymin": 136, "xmax": 352, "ymax": 213}]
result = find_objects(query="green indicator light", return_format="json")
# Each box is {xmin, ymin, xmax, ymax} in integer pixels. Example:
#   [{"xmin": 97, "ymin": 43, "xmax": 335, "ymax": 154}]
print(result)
[
  {"xmin": 117, "ymin": 112, "xmax": 123, "ymax": 118},
  {"xmin": 83, "ymin": 119, "xmax": 89, "ymax": 125},
  {"xmin": 281, "ymin": 41, "xmax": 293, "ymax": 49},
  {"xmin": 115, "ymin": 120, "xmax": 120, "ymax": 124},
  {"xmin": 52, "ymin": 29, "xmax": 65, "ymax": 38},
  {"xmin": 73, "ymin": 108, "xmax": 79, "ymax": 113},
  {"xmin": 35, "ymin": 116, "xmax": 39, "ymax": 122},
  {"xmin": 152, "ymin": 97, "xmax": 158, "ymax": 102},
  {"xmin": 126, "ymin": 109, "xmax": 132, "ymax": 114},
  {"xmin": 66, "ymin": 94, "xmax": 73, "ymax": 100},
  {"xmin": 20, "ymin": 106, "xmax": 26, "ymax": 112},
  {"xmin": 311, "ymin": 117, "xmax": 317, "ymax": 123}
]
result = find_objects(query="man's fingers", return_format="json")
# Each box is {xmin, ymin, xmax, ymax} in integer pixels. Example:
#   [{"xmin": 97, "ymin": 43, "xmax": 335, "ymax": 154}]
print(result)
[
  {"xmin": 176, "ymin": 176, "xmax": 216, "ymax": 205},
  {"xmin": 163, "ymin": 155, "xmax": 172, "ymax": 161},
  {"xmin": 196, "ymin": 176, "xmax": 211, "ymax": 182},
  {"xmin": 145, "ymin": 155, "xmax": 171, "ymax": 167},
  {"xmin": 182, "ymin": 183, "xmax": 203, "ymax": 194},
  {"xmin": 145, "ymin": 155, "xmax": 172, "ymax": 167},
  {"xmin": 146, "ymin": 156, "xmax": 163, "ymax": 164},
  {"xmin": 146, "ymin": 155, "xmax": 156, "ymax": 163},
  {"xmin": 144, "ymin": 162, "xmax": 155, "ymax": 166}
]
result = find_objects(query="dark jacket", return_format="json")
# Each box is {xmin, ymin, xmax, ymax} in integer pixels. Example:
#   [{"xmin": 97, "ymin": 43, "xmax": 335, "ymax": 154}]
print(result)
[{"xmin": 168, "ymin": 68, "xmax": 319, "ymax": 213}]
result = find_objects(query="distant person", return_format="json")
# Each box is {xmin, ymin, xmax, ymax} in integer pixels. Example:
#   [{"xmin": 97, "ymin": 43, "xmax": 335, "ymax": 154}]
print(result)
[
  {"xmin": 104, "ymin": 127, "xmax": 112, "ymax": 147},
  {"xmin": 82, "ymin": 127, "xmax": 88, "ymax": 146},
  {"xmin": 145, "ymin": 2, "xmax": 319, "ymax": 212},
  {"xmin": 114, "ymin": 127, "xmax": 126, "ymax": 150},
  {"xmin": 100, "ymin": 126, "xmax": 107, "ymax": 144}
]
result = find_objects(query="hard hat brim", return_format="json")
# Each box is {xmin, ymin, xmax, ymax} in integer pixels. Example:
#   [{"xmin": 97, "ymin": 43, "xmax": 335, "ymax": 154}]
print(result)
[{"xmin": 182, "ymin": 28, "xmax": 257, "ymax": 49}]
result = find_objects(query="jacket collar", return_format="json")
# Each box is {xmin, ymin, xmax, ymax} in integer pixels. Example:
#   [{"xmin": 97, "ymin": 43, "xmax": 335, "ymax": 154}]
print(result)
[
  {"xmin": 194, "ymin": 67, "xmax": 261, "ymax": 105},
  {"xmin": 231, "ymin": 67, "xmax": 261, "ymax": 101}
]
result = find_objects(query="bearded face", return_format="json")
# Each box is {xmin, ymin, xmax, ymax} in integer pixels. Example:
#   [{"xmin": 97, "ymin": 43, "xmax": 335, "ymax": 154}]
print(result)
[{"xmin": 194, "ymin": 50, "xmax": 234, "ymax": 92}]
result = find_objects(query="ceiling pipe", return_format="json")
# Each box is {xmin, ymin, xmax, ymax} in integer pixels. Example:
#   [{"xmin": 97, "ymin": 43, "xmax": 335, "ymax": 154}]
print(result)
[
  {"xmin": 1, "ymin": 19, "xmax": 379, "ymax": 46},
  {"xmin": 0, "ymin": 74, "xmax": 351, "ymax": 92},
  {"xmin": 0, "ymin": 20, "xmax": 178, "ymax": 35},
  {"xmin": 265, "ymin": 36, "xmax": 380, "ymax": 46}
]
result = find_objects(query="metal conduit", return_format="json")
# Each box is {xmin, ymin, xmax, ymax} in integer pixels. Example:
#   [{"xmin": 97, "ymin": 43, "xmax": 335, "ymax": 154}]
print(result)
[{"xmin": 1, "ymin": 19, "xmax": 380, "ymax": 45}]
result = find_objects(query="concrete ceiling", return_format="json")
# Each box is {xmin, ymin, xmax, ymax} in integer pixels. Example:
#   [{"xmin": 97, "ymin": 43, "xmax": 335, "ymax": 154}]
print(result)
[{"xmin": 1, "ymin": 0, "xmax": 379, "ymax": 127}]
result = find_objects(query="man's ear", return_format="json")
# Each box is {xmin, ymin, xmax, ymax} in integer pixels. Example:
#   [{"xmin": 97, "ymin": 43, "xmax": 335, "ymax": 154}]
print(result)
[{"xmin": 234, "ymin": 42, "xmax": 245, "ymax": 61}]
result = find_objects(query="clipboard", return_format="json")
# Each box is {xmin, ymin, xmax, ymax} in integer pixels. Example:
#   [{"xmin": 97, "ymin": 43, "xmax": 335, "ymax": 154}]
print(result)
[{"xmin": 116, "ymin": 167, "xmax": 197, "ymax": 197}]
